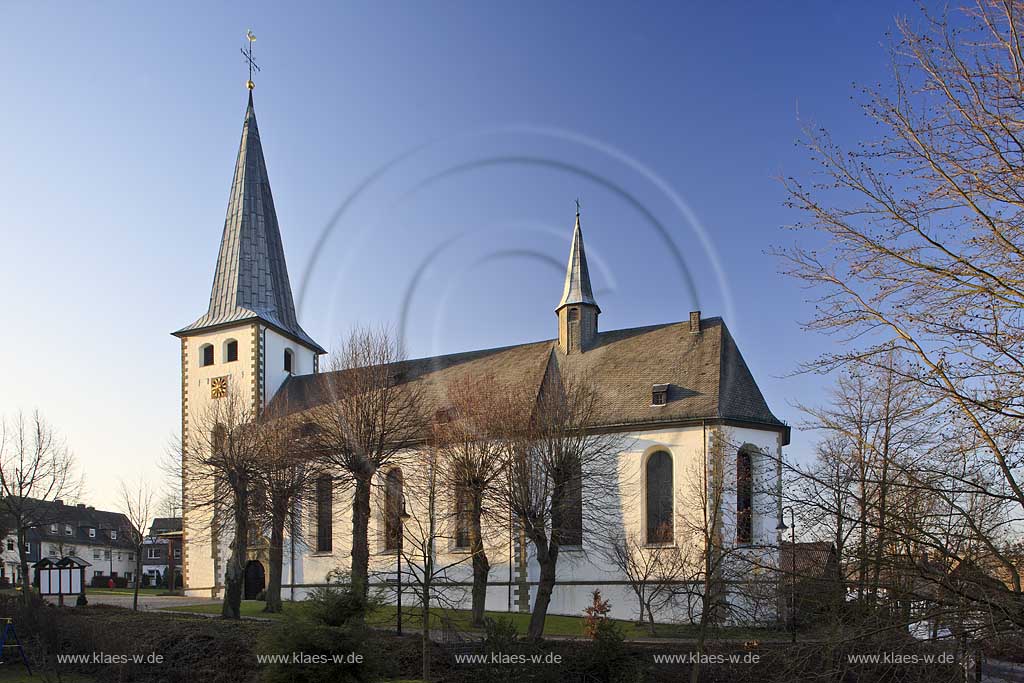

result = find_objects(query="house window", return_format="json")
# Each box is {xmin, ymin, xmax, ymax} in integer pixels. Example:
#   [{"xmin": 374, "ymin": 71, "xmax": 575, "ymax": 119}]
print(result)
[
  {"xmin": 94, "ymin": 570, "xmax": 103, "ymax": 578},
  {"xmin": 646, "ymin": 450, "xmax": 674, "ymax": 544},
  {"xmin": 201, "ymin": 344, "xmax": 214, "ymax": 366},
  {"xmin": 173, "ymin": 547, "xmax": 181, "ymax": 560},
  {"xmin": 384, "ymin": 469, "xmax": 403, "ymax": 551},
  {"xmin": 651, "ymin": 384, "xmax": 669, "ymax": 406},
  {"xmin": 128, "ymin": 553, "xmax": 134, "ymax": 562},
  {"xmin": 48, "ymin": 546, "xmax": 57, "ymax": 556},
  {"xmin": 284, "ymin": 349, "xmax": 293, "ymax": 374},
  {"xmin": 454, "ymin": 487, "xmax": 470, "ymax": 550},
  {"xmin": 110, "ymin": 530, "xmax": 117, "ymax": 540},
  {"xmin": 5, "ymin": 540, "xmax": 12, "ymax": 551},
  {"xmin": 225, "ymin": 339, "xmax": 238, "ymax": 363},
  {"xmin": 146, "ymin": 547, "xmax": 160, "ymax": 560},
  {"xmin": 737, "ymin": 448, "xmax": 754, "ymax": 545},
  {"xmin": 64, "ymin": 525, "xmax": 72, "ymax": 536},
  {"xmin": 315, "ymin": 475, "xmax": 333, "ymax": 553},
  {"xmin": 88, "ymin": 528, "xmax": 95, "ymax": 538},
  {"xmin": 93, "ymin": 549, "xmax": 101, "ymax": 560},
  {"xmin": 49, "ymin": 524, "xmax": 57, "ymax": 534},
  {"xmin": 559, "ymin": 460, "xmax": 584, "ymax": 546}
]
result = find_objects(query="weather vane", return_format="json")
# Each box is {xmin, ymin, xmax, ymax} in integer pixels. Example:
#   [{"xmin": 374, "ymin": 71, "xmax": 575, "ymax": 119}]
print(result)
[{"xmin": 241, "ymin": 29, "xmax": 260, "ymax": 90}]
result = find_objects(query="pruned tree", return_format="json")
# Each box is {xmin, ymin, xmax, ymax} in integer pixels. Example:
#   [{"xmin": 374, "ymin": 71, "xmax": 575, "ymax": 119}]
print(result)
[
  {"xmin": 179, "ymin": 383, "xmax": 267, "ymax": 619},
  {"xmin": 431, "ymin": 376, "xmax": 508, "ymax": 626},
  {"xmin": 309, "ymin": 327, "xmax": 425, "ymax": 598},
  {"xmin": 118, "ymin": 477, "xmax": 153, "ymax": 611},
  {"xmin": 604, "ymin": 531, "xmax": 696, "ymax": 633},
  {"xmin": 0, "ymin": 411, "xmax": 81, "ymax": 603},
  {"xmin": 501, "ymin": 370, "xmax": 624, "ymax": 639},
  {"xmin": 255, "ymin": 412, "xmax": 317, "ymax": 613}
]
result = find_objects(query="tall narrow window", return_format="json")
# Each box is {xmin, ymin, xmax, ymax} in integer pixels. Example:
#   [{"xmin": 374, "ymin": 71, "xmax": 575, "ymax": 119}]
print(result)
[
  {"xmin": 284, "ymin": 349, "xmax": 293, "ymax": 374},
  {"xmin": 557, "ymin": 459, "xmax": 584, "ymax": 546},
  {"xmin": 315, "ymin": 475, "xmax": 333, "ymax": 553},
  {"xmin": 385, "ymin": 469, "xmax": 403, "ymax": 551},
  {"xmin": 737, "ymin": 449, "xmax": 753, "ymax": 544},
  {"xmin": 646, "ymin": 450, "xmax": 673, "ymax": 544},
  {"xmin": 201, "ymin": 344, "xmax": 214, "ymax": 367},
  {"xmin": 225, "ymin": 340, "xmax": 238, "ymax": 362},
  {"xmin": 454, "ymin": 487, "xmax": 471, "ymax": 549}
]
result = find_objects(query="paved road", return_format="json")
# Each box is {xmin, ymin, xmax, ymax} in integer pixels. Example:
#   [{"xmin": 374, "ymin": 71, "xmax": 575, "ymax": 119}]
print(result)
[{"xmin": 44, "ymin": 593, "xmax": 220, "ymax": 611}]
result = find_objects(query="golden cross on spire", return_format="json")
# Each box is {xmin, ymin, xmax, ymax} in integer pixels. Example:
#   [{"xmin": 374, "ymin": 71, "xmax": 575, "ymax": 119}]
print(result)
[{"xmin": 241, "ymin": 29, "xmax": 260, "ymax": 90}]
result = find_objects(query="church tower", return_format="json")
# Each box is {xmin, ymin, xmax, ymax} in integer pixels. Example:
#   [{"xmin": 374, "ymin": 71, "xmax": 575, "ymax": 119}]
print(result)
[
  {"xmin": 556, "ymin": 207, "xmax": 600, "ymax": 353},
  {"xmin": 172, "ymin": 90, "xmax": 324, "ymax": 596}
]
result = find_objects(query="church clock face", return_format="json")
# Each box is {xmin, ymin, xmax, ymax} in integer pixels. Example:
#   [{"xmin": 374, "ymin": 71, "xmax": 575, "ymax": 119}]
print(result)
[{"xmin": 211, "ymin": 376, "xmax": 228, "ymax": 399}]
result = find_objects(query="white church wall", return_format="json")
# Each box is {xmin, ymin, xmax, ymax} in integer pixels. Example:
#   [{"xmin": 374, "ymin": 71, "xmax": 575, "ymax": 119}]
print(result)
[{"xmin": 262, "ymin": 327, "xmax": 316, "ymax": 403}]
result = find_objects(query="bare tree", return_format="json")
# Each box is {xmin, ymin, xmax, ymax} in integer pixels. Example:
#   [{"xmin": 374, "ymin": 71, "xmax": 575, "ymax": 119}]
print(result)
[
  {"xmin": 0, "ymin": 411, "xmax": 80, "ymax": 603},
  {"xmin": 778, "ymin": 0, "xmax": 1024, "ymax": 626},
  {"xmin": 604, "ymin": 531, "xmax": 696, "ymax": 633},
  {"xmin": 118, "ymin": 477, "xmax": 153, "ymax": 611},
  {"xmin": 309, "ymin": 327, "xmax": 425, "ymax": 598},
  {"xmin": 180, "ymin": 384, "xmax": 267, "ymax": 619},
  {"xmin": 431, "ymin": 376, "xmax": 508, "ymax": 626},
  {"xmin": 501, "ymin": 370, "xmax": 624, "ymax": 639},
  {"xmin": 255, "ymin": 413, "xmax": 317, "ymax": 613}
]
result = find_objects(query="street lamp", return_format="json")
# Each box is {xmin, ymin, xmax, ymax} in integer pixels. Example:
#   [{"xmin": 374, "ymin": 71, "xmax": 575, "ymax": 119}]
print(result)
[
  {"xmin": 776, "ymin": 507, "xmax": 796, "ymax": 644},
  {"xmin": 396, "ymin": 501, "xmax": 411, "ymax": 636}
]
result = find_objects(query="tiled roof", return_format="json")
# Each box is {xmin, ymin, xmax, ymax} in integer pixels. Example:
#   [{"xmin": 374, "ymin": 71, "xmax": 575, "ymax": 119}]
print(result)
[
  {"xmin": 271, "ymin": 317, "xmax": 787, "ymax": 439},
  {"xmin": 174, "ymin": 92, "xmax": 324, "ymax": 353},
  {"xmin": 14, "ymin": 499, "xmax": 137, "ymax": 550},
  {"xmin": 557, "ymin": 212, "xmax": 599, "ymax": 312}
]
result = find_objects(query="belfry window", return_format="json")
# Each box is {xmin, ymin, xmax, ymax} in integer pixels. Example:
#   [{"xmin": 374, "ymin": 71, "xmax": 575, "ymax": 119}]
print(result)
[
  {"xmin": 200, "ymin": 344, "xmax": 214, "ymax": 367},
  {"xmin": 284, "ymin": 349, "xmax": 293, "ymax": 374},
  {"xmin": 225, "ymin": 340, "xmax": 238, "ymax": 363},
  {"xmin": 646, "ymin": 450, "xmax": 673, "ymax": 544}
]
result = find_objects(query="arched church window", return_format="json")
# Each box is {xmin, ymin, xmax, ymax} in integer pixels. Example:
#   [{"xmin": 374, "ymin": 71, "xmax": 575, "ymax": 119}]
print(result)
[
  {"xmin": 558, "ymin": 459, "xmax": 583, "ymax": 546},
  {"xmin": 385, "ymin": 468, "xmax": 404, "ymax": 551},
  {"xmin": 225, "ymin": 340, "xmax": 238, "ymax": 363},
  {"xmin": 737, "ymin": 448, "xmax": 754, "ymax": 545},
  {"xmin": 315, "ymin": 475, "xmax": 333, "ymax": 553},
  {"xmin": 646, "ymin": 450, "xmax": 673, "ymax": 544},
  {"xmin": 200, "ymin": 344, "xmax": 214, "ymax": 367},
  {"xmin": 284, "ymin": 349, "xmax": 293, "ymax": 374}
]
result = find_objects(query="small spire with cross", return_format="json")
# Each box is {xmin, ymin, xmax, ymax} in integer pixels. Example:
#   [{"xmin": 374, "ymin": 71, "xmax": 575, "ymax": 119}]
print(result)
[
  {"xmin": 241, "ymin": 29, "xmax": 260, "ymax": 90},
  {"xmin": 575, "ymin": 197, "xmax": 581, "ymax": 217}
]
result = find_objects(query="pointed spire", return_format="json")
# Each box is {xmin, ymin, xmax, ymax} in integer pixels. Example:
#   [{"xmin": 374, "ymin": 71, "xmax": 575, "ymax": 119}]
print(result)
[
  {"xmin": 175, "ymin": 93, "xmax": 324, "ymax": 353},
  {"xmin": 557, "ymin": 205, "xmax": 600, "ymax": 313}
]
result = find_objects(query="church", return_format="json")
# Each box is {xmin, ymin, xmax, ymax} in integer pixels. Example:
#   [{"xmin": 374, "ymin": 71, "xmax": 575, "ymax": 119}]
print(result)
[{"xmin": 173, "ymin": 88, "xmax": 789, "ymax": 623}]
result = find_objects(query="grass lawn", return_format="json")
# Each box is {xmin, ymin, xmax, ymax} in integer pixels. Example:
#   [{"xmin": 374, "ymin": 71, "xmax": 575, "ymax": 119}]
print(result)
[
  {"xmin": 160, "ymin": 600, "xmax": 789, "ymax": 640},
  {"xmin": 85, "ymin": 587, "xmax": 169, "ymax": 596}
]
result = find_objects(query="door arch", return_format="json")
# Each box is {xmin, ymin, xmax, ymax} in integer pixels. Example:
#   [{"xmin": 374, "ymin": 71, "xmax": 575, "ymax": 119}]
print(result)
[{"xmin": 243, "ymin": 560, "xmax": 265, "ymax": 600}]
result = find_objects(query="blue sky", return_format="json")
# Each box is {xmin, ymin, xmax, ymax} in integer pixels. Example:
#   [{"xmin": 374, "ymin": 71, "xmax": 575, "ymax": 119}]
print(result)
[{"xmin": 0, "ymin": 2, "xmax": 910, "ymax": 509}]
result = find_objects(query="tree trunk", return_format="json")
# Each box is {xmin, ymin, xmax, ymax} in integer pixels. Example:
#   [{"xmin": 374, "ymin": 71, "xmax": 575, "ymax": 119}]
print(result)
[
  {"xmin": 527, "ymin": 532, "xmax": 557, "ymax": 639},
  {"xmin": 351, "ymin": 476, "xmax": 372, "ymax": 598},
  {"xmin": 16, "ymin": 527, "xmax": 31, "ymax": 605},
  {"xmin": 133, "ymin": 553, "xmax": 143, "ymax": 611},
  {"xmin": 265, "ymin": 502, "xmax": 286, "ymax": 613},
  {"xmin": 470, "ymin": 493, "xmax": 490, "ymax": 626},
  {"xmin": 421, "ymin": 589, "xmax": 431, "ymax": 681},
  {"xmin": 222, "ymin": 489, "xmax": 248, "ymax": 619}
]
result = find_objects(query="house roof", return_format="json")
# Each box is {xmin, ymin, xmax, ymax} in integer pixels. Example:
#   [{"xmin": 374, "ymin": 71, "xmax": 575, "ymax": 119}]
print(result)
[
  {"xmin": 780, "ymin": 541, "xmax": 839, "ymax": 579},
  {"xmin": 14, "ymin": 499, "xmax": 137, "ymax": 550},
  {"xmin": 148, "ymin": 517, "xmax": 182, "ymax": 535},
  {"xmin": 173, "ymin": 92, "xmax": 324, "ymax": 353},
  {"xmin": 557, "ymin": 211, "xmax": 599, "ymax": 312},
  {"xmin": 270, "ymin": 316, "xmax": 788, "ymax": 440}
]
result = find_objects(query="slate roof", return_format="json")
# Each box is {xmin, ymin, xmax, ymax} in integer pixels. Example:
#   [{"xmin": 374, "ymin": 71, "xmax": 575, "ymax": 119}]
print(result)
[
  {"xmin": 270, "ymin": 316, "xmax": 788, "ymax": 441},
  {"xmin": 148, "ymin": 517, "xmax": 182, "ymax": 536},
  {"xmin": 557, "ymin": 212, "xmax": 600, "ymax": 312},
  {"xmin": 174, "ymin": 92, "xmax": 325, "ymax": 353},
  {"xmin": 15, "ymin": 499, "xmax": 137, "ymax": 550}
]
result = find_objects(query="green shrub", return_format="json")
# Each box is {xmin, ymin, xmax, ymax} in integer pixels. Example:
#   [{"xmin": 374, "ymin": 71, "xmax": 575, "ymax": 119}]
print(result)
[{"xmin": 259, "ymin": 580, "xmax": 379, "ymax": 683}]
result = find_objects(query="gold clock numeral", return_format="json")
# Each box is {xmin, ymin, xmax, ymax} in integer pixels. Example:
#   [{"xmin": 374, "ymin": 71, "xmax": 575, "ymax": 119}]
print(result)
[{"xmin": 211, "ymin": 376, "xmax": 228, "ymax": 399}]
